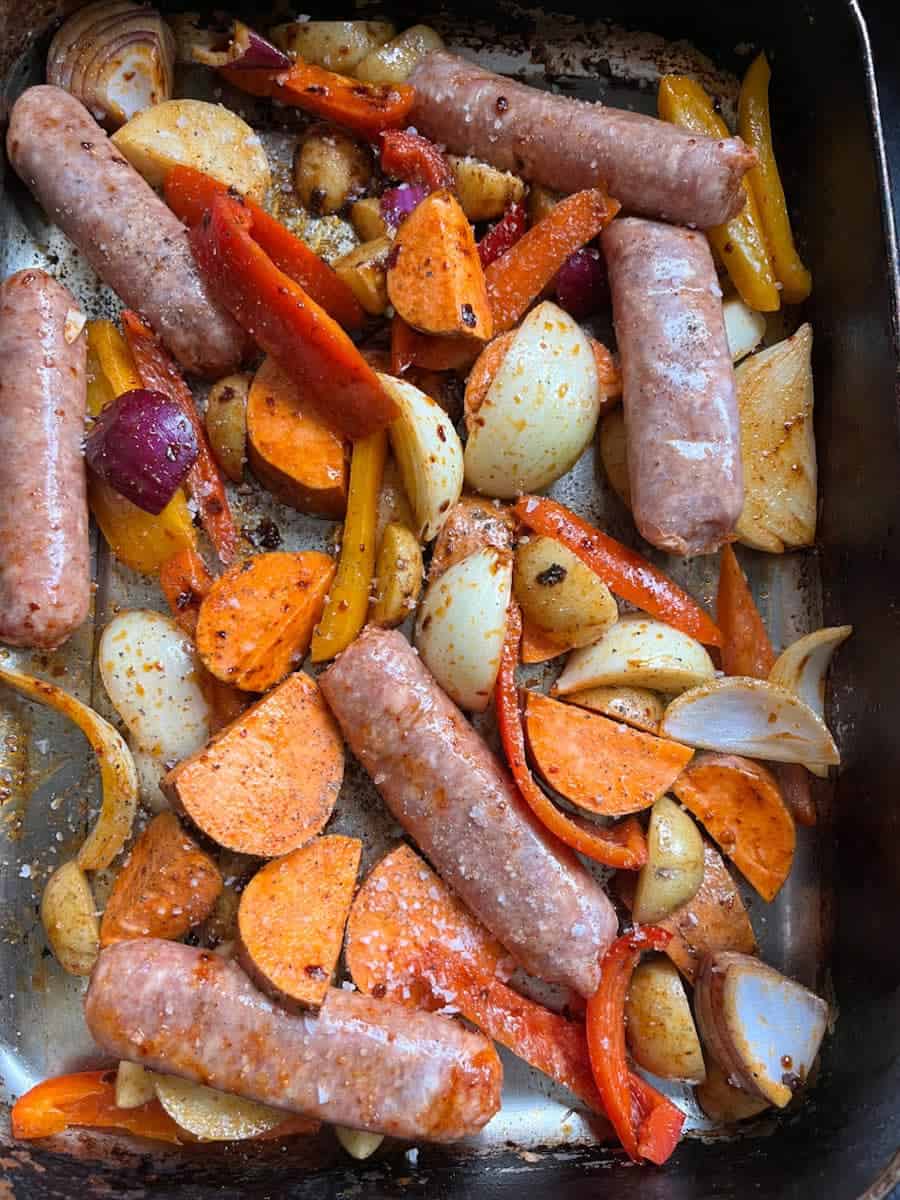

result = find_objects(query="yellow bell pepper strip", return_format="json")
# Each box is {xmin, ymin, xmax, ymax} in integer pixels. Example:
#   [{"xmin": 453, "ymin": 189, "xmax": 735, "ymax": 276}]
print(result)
[
  {"xmin": 658, "ymin": 76, "xmax": 779, "ymax": 313},
  {"xmin": 739, "ymin": 53, "xmax": 812, "ymax": 304},
  {"xmin": 12, "ymin": 1071, "xmax": 183, "ymax": 1143},
  {"xmin": 311, "ymin": 429, "xmax": 387, "ymax": 662},
  {"xmin": 85, "ymin": 321, "xmax": 197, "ymax": 575}
]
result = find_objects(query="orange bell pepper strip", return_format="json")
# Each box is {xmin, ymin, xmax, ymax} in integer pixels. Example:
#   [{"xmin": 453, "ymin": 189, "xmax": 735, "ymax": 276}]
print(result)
[
  {"xmin": 390, "ymin": 316, "xmax": 480, "ymax": 374},
  {"xmin": 159, "ymin": 546, "xmax": 214, "ymax": 639},
  {"xmin": 191, "ymin": 194, "xmax": 397, "ymax": 441},
  {"xmin": 164, "ymin": 166, "xmax": 364, "ymax": 331},
  {"xmin": 122, "ymin": 311, "xmax": 238, "ymax": 566},
  {"xmin": 586, "ymin": 929, "xmax": 685, "ymax": 1165},
  {"xmin": 381, "ymin": 129, "xmax": 455, "ymax": 192},
  {"xmin": 11, "ymin": 1070, "xmax": 183, "ymax": 1143},
  {"xmin": 717, "ymin": 545, "xmax": 776, "ymax": 678},
  {"xmin": 496, "ymin": 602, "xmax": 648, "ymax": 870},
  {"xmin": 514, "ymin": 496, "xmax": 723, "ymax": 647},
  {"xmin": 222, "ymin": 59, "xmax": 414, "ymax": 140}
]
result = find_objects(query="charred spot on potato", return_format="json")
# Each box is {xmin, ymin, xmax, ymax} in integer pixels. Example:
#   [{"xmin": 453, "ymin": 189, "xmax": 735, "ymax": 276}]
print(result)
[{"xmin": 536, "ymin": 563, "xmax": 567, "ymax": 586}]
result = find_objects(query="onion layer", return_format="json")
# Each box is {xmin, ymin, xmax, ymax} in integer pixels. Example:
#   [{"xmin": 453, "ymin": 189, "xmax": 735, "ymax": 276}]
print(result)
[{"xmin": 190, "ymin": 19, "xmax": 290, "ymax": 71}]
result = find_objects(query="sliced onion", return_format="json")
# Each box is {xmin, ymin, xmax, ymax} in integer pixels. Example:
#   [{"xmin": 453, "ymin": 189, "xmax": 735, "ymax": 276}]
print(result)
[
  {"xmin": 47, "ymin": 1, "xmax": 175, "ymax": 129},
  {"xmin": 768, "ymin": 626, "xmax": 852, "ymax": 721},
  {"xmin": 722, "ymin": 295, "xmax": 765, "ymax": 363},
  {"xmin": 694, "ymin": 951, "xmax": 829, "ymax": 1108},
  {"xmin": 0, "ymin": 664, "xmax": 137, "ymax": 870},
  {"xmin": 190, "ymin": 19, "xmax": 291, "ymax": 70},
  {"xmin": 115, "ymin": 1061, "xmax": 157, "ymax": 1109},
  {"xmin": 40, "ymin": 861, "xmax": 99, "ymax": 977},
  {"xmin": 381, "ymin": 185, "xmax": 429, "ymax": 229},
  {"xmin": 660, "ymin": 676, "xmax": 839, "ymax": 771},
  {"xmin": 154, "ymin": 1075, "xmax": 293, "ymax": 1141},
  {"xmin": 554, "ymin": 248, "xmax": 608, "ymax": 319},
  {"xmin": 85, "ymin": 389, "xmax": 198, "ymax": 515}
]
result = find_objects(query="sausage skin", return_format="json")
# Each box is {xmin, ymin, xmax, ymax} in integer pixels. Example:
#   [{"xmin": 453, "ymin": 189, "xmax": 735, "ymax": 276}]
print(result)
[
  {"xmin": 6, "ymin": 87, "xmax": 248, "ymax": 378},
  {"xmin": 602, "ymin": 218, "xmax": 743, "ymax": 557},
  {"xmin": 85, "ymin": 938, "xmax": 502, "ymax": 1142},
  {"xmin": 320, "ymin": 627, "xmax": 617, "ymax": 997},
  {"xmin": 409, "ymin": 52, "xmax": 756, "ymax": 229},
  {"xmin": 0, "ymin": 269, "xmax": 89, "ymax": 649}
]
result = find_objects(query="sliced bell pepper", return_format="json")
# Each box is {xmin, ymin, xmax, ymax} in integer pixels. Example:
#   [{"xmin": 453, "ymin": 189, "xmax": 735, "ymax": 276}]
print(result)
[
  {"xmin": 513, "ymin": 496, "xmax": 723, "ymax": 647},
  {"xmin": 89, "ymin": 319, "xmax": 143, "ymax": 397},
  {"xmin": 122, "ymin": 311, "xmax": 238, "ymax": 567},
  {"xmin": 311, "ymin": 428, "xmax": 387, "ymax": 662},
  {"xmin": 159, "ymin": 546, "xmax": 214, "ymax": 639},
  {"xmin": 585, "ymin": 929, "xmax": 685, "ymax": 1165},
  {"xmin": 478, "ymin": 201, "xmax": 528, "ymax": 269},
  {"xmin": 717, "ymin": 545, "xmax": 776, "ymax": 678},
  {"xmin": 381, "ymin": 129, "xmax": 455, "ymax": 192},
  {"xmin": 222, "ymin": 59, "xmax": 414, "ymax": 140},
  {"xmin": 11, "ymin": 1070, "xmax": 182, "ymax": 1144},
  {"xmin": 739, "ymin": 53, "xmax": 812, "ymax": 304},
  {"xmin": 496, "ymin": 601, "xmax": 648, "ymax": 870},
  {"xmin": 164, "ymin": 166, "xmax": 364, "ymax": 331},
  {"xmin": 192, "ymin": 194, "xmax": 397, "ymax": 441},
  {"xmin": 658, "ymin": 76, "xmax": 780, "ymax": 313}
]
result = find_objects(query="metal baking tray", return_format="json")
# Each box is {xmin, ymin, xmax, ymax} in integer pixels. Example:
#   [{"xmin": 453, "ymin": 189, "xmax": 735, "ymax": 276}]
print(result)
[{"xmin": 1, "ymin": 0, "xmax": 898, "ymax": 1196}]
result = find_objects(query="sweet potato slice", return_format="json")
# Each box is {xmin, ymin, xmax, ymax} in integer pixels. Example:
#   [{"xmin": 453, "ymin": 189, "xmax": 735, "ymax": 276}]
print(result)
[
  {"xmin": 671, "ymin": 753, "xmax": 795, "ymax": 901},
  {"xmin": 247, "ymin": 356, "xmax": 348, "ymax": 518},
  {"xmin": 387, "ymin": 190, "xmax": 492, "ymax": 340},
  {"xmin": 164, "ymin": 672, "xmax": 344, "ymax": 857},
  {"xmin": 524, "ymin": 692, "xmax": 694, "ymax": 816},
  {"xmin": 237, "ymin": 835, "xmax": 361, "ymax": 1010},
  {"xmin": 196, "ymin": 551, "xmax": 335, "ymax": 692},
  {"xmin": 100, "ymin": 813, "xmax": 222, "ymax": 947}
]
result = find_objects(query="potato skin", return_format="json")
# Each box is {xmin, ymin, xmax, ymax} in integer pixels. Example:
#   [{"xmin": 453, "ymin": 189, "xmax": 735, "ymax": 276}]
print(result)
[
  {"xmin": 514, "ymin": 536, "xmax": 617, "ymax": 648},
  {"xmin": 632, "ymin": 796, "xmax": 705, "ymax": 924},
  {"xmin": 294, "ymin": 127, "xmax": 373, "ymax": 216}
]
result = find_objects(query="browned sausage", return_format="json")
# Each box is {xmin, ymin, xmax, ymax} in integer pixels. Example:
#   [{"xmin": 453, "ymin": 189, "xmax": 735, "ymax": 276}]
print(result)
[
  {"xmin": 86, "ymin": 938, "xmax": 502, "ymax": 1141},
  {"xmin": 409, "ymin": 52, "xmax": 756, "ymax": 229},
  {"xmin": 6, "ymin": 87, "xmax": 248, "ymax": 378},
  {"xmin": 0, "ymin": 269, "xmax": 89, "ymax": 649},
  {"xmin": 602, "ymin": 218, "xmax": 743, "ymax": 557},
  {"xmin": 320, "ymin": 627, "xmax": 617, "ymax": 997}
]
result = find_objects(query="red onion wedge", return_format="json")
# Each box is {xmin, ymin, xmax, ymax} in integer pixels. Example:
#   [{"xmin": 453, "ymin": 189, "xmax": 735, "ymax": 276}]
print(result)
[
  {"xmin": 554, "ymin": 247, "xmax": 608, "ymax": 319},
  {"xmin": 190, "ymin": 20, "xmax": 291, "ymax": 71},
  {"xmin": 380, "ymin": 185, "xmax": 429, "ymax": 229},
  {"xmin": 85, "ymin": 389, "xmax": 198, "ymax": 515}
]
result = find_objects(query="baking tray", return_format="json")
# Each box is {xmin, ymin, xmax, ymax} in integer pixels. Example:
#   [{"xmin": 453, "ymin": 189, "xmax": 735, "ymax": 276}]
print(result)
[{"xmin": 1, "ymin": 0, "xmax": 899, "ymax": 1196}]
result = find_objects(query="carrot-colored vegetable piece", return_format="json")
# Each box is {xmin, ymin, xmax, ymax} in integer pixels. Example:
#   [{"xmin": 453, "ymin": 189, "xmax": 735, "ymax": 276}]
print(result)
[
  {"xmin": 513, "ymin": 497, "xmax": 722, "ymax": 647},
  {"xmin": 524, "ymin": 692, "xmax": 693, "ymax": 817},
  {"xmin": 521, "ymin": 619, "xmax": 569, "ymax": 664},
  {"xmin": 196, "ymin": 551, "xmax": 335, "ymax": 691},
  {"xmin": 159, "ymin": 547, "xmax": 213, "ymax": 638},
  {"xmin": 463, "ymin": 330, "xmax": 516, "ymax": 418},
  {"xmin": 237, "ymin": 835, "xmax": 362, "ymax": 1010},
  {"xmin": 478, "ymin": 201, "xmax": 527, "ymax": 269},
  {"xmin": 246, "ymin": 356, "xmax": 347, "ymax": 519},
  {"xmin": 381, "ymin": 130, "xmax": 454, "ymax": 192},
  {"xmin": 192, "ymin": 194, "xmax": 396, "ymax": 441},
  {"xmin": 496, "ymin": 602, "xmax": 648, "ymax": 869},
  {"xmin": 164, "ymin": 166, "xmax": 365, "ymax": 331},
  {"xmin": 618, "ymin": 843, "xmax": 758, "ymax": 983},
  {"xmin": 428, "ymin": 495, "xmax": 514, "ymax": 581},
  {"xmin": 164, "ymin": 671, "xmax": 344, "ymax": 857},
  {"xmin": 122, "ymin": 311, "xmax": 239, "ymax": 566},
  {"xmin": 223, "ymin": 59, "xmax": 415, "ymax": 140},
  {"xmin": 387, "ymin": 190, "xmax": 492, "ymax": 341},
  {"xmin": 12, "ymin": 1071, "xmax": 183, "ymax": 1143},
  {"xmin": 485, "ymin": 189, "xmax": 620, "ymax": 334},
  {"xmin": 586, "ymin": 929, "xmax": 685, "ymax": 1165},
  {"xmin": 311, "ymin": 430, "xmax": 387, "ymax": 663},
  {"xmin": 717, "ymin": 545, "xmax": 776, "ymax": 678},
  {"xmin": 100, "ymin": 812, "xmax": 222, "ymax": 947},
  {"xmin": 390, "ymin": 316, "xmax": 480, "ymax": 374},
  {"xmin": 671, "ymin": 753, "xmax": 795, "ymax": 901},
  {"xmin": 591, "ymin": 339, "xmax": 622, "ymax": 401}
]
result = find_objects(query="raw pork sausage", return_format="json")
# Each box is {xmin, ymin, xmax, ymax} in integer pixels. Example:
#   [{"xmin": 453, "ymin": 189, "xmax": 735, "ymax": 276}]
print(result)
[
  {"xmin": 85, "ymin": 938, "xmax": 502, "ymax": 1142},
  {"xmin": 320, "ymin": 627, "xmax": 618, "ymax": 997}
]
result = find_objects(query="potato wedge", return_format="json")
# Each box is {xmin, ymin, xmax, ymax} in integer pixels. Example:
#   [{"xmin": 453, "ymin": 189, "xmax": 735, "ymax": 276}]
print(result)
[
  {"xmin": 598, "ymin": 406, "xmax": 631, "ymax": 508},
  {"xmin": 723, "ymin": 295, "xmax": 766, "ymax": 363},
  {"xmin": 41, "ymin": 861, "xmax": 99, "ymax": 976},
  {"xmin": 336, "ymin": 1127, "xmax": 385, "ymax": 1159},
  {"xmin": 355, "ymin": 24, "xmax": 444, "ymax": 84},
  {"xmin": 632, "ymin": 796, "xmax": 705, "ymax": 923},
  {"xmin": 115, "ymin": 1061, "xmax": 156, "ymax": 1109},
  {"xmin": 735, "ymin": 323, "xmax": 816, "ymax": 553},
  {"xmin": 333, "ymin": 236, "xmax": 391, "ymax": 316},
  {"xmin": 270, "ymin": 20, "xmax": 395, "ymax": 71},
  {"xmin": 350, "ymin": 197, "xmax": 390, "ymax": 242},
  {"xmin": 527, "ymin": 183, "xmax": 563, "ymax": 225},
  {"xmin": 112, "ymin": 99, "xmax": 270, "ymax": 200},
  {"xmin": 205, "ymin": 373, "xmax": 250, "ymax": 483},
  {"xmin": 514, "ymin": 536, "xmax": 618, "ymax": 649},
  {"xmin": 695, "ymin": 1057, "xmax": 770, "ymax": 1123},
  {"xmin": 563, "ymin": 685, "xmax": 664, "ymax": 734},
  {"xmin": 154, "ymin": 1075, "xmax": 314, "ymax": 1141},
  {"xmin": 370, "ymin": 522, "xmax": 423, "ymax": 627},
  {"xmin": 449, "ymin": 156, "xmax": 526, "ymax": 222},
  {"xmin": 294, "ymin": 127, "xmax": 373, "ymax": 216},
  {"xmin": 626, "ymin": 958, "xmax": 706, "ymax": 1083}
]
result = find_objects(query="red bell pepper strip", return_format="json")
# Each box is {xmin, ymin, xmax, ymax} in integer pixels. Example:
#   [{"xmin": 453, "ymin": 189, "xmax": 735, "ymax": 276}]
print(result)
[
  {"xmin": 717, "ymin": 544, "xmax": 776, "ymax": 677},
  {"xmin": 221, "ymin": 59, "xmax": 414, "ymax": 140},
  {"xmin": 381, "ymin": 129, "xmax": 455, "ymax": 192},
  {"xmin": 164, "ymin": 166, "xmax": 365, "ymax": 331},
  {"xmin": 11, "ymin": 1070, "xmax": 183, "ymax": 1143},
  {"xmin": 191, "ymin": 194, "xmax": 397, "ymax": 441},
  {"xmin": 496, "ymin": 602, "xmax": 648, "ymax": 870},
  {"xmin": 514, "ymin": 497, "xmax": 723, "ymax": 647},
  {"xmin": 478, "ymin": 201, "xmax": 528, "ymax": 268},
  {"xmin": 586, "ymin": 929, "xmax": 686, "ymax": 1165},
  {"xmin": 122, "ymin": 311, "xmax": 239, "ymax": 566}
]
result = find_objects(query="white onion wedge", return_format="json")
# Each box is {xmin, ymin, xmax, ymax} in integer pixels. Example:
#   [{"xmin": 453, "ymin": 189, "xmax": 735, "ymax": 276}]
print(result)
[
  {"xmin": 40, "ymin": 861, "xmax": 99, "ymax": 976},
  {"xmin": 115, "ymin": 1061, "xmax": 156, "ymax": 1109},
  {"xmin": 381, "ymin": 374, "xmax": 464, "ymax": 541},
  {"xmin": 554, "ymin": 614, "xmax": 715, "ymax": 697},
  {"xmin": 722, "ymin": 296, "xmax": 766, "ymax": 363},
  {"xmin": 415, "ymin": 547, "xmax": 512, "ymax": 712},
  {"xmin": 769, "ymin": 625, "xmax": 852, "ymax": 721},
  {"xmin": 660, "ymin": 677, "xmax": 839, "ymax": 770},
  {"xmin": 0, "ymin": 664, "xmax": 137, "ymax": 870},
  {"xmin": 626, "ymin": 957, "xmax": 706, "ymax": 1083},
  {"xmin": 694, "ymin": 952, "xmax": 829, "ymax": 1108},
  {"xmin": 154, "ymin": 1076, "xmax": 292, "ymax": 1140},
  {"xmin": 335, "ymin": 1126, "xmax": 385, "ymax": 1159},
  {"xmin": 99, "ymin": 610, "xmax": 211, "ymax": 812}
]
